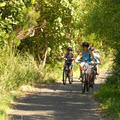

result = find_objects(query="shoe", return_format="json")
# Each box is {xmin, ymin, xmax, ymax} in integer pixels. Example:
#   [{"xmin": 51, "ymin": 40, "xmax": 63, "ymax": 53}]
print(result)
[
  {"xmin": 96, "ymin": 73, "xmax": 99, "ymax": 75},
  {"xmin": 89, "ymin": 84, "xmax": 93, "ymax": 89},
  {"xmin": 78, "ymin": 75, "xmax": 82, "ymax": 79}
]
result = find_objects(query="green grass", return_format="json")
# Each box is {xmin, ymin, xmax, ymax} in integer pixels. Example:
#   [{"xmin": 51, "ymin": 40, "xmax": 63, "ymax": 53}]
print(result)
[
  {"xmin": 0, "ymin": 49, "xmax": 64, "ymax": 120},
  {"xmin": 0, "ymin": 49, "xmax": 40, "ymax": 120},
  {"xmin": 93, "ymin": 55, "xmax": 120, "ymax": 119},
  {"xmin": 94, "ymin": 84, "xmax": 120, "ymax": 119}
]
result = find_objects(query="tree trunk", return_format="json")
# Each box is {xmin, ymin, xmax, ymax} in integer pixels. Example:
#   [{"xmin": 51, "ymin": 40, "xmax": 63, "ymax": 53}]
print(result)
[
  {"xmin": 41, "ymin": 31, "xmax": 48, "ymax": 68},
  {"xmin": 42, "ymin": 48, "xmax": 48, "ymax": 68}
]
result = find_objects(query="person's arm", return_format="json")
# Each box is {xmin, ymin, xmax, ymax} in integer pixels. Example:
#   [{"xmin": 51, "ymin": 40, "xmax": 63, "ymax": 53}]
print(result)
[
  {"xmin": 59, "ymin": 54, "xmax": 67, "ymax": 60},
  {"xmin": 75, "ymin": 52, "xmax": 82, "ymax": 63},
  {"xmin": 63, "ymin": 54, "xmax": 68, "ymax": 60},
  {"xmin": 72, "ymin": 54, "xmax": 75, "ymax": 60},
  {"xmin": 89, "ymin": 51, "xmax": 95, "ymax": 62},
  {"xmin": 97, "ymin": 53, "xmax": 101, "ymax": 63}
]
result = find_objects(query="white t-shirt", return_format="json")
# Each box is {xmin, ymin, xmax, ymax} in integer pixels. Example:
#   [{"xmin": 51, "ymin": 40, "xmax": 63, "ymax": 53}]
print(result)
[
  {"xmin": 93, "ymin": 52, "xmax": 100, "ymax": 63},
  {"xmin": 75, "ymin": 55, "xmax": 81, "ymax": 63}
]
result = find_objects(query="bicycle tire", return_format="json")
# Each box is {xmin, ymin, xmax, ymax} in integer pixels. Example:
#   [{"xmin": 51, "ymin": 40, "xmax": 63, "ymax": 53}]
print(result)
[
  {"xmin": 81, "ymin": 74, "xmax": 85, "ymax": 93},
  {"xmin": 92, "ymin": 70, "xmax": 96, "ymax": 88},
  {"xmin": 82, "ymin": 81, "xmax": 85, "ymax": 93},
  {"xmin": 63, "ymin": 70, "xmax": 67, "ymax": 85},
  {"xmin": 85, "ymin": 74, "xmax": 89, "ymax": 92}
]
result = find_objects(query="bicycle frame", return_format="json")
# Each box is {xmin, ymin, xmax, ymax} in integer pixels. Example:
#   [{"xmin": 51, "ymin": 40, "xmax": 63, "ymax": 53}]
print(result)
[{"xmin": 64, "ymin": 65, "xmax": 70, "ymax": 76}]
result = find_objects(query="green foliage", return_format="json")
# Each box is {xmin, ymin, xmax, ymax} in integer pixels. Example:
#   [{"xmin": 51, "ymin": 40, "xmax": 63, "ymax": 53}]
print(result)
[
  {"xmin": 0, "ymin": 49, "xmax": 39, "ymax": 92},
  {"xmin": 1, "ymin": 0, "xmax": 120, "ymax": 119},
  {"xmin": 0, "ymin": 0, "xmax": 39, "ymax": 47},
  {"xmin": 18, "ymin": 0, "xmax": 75, "ymax": 65}
]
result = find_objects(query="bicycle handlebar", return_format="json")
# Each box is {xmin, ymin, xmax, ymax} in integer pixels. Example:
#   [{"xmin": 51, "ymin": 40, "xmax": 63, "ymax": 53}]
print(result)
[
  {"xmin": 65, "ymin": 58, "xmax": 74, "ymax": 60},
  {"xmin": 84, "ymin": 62, "xmax": 100, "ymax": 65}
]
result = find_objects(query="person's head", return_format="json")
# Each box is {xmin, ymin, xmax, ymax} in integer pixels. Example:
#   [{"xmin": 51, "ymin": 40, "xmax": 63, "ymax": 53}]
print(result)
[
  {"xmin": 82, "ymin": 42, "xmax": 89, "ymax": 51},
  {"xmin": 89, "ymin": 47, "xmax": 94, "ymax": 51},
  {"xmin": 67, "ymin": 47, "xmax": 73, "ymax": 54},
  {"xmin": 95, "ymin": 49, "xmax": 99, "ymax": 53}
]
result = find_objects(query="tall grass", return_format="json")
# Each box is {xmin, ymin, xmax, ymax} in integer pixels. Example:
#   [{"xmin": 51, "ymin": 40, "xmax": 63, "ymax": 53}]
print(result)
[
  {"xmin": 0, "ymin": 48, "xmax": 40, "ymax": 120},
  {"xmin": 0, "ymin": 49, "xmax": 68, "ymax": 120}
]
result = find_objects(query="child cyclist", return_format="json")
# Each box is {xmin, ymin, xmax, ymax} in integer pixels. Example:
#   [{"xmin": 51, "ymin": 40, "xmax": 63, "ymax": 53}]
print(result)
[
  {"xmin": 90, "ymin": 47, "xmax": 101, "ymax": 75},
  {"xmin": 76, "ymin": 42, "xmax": 95, "ymax": 87},
  {"xmin": 64, "ymin": 47, "xmax": 75, "ymax": 78}
]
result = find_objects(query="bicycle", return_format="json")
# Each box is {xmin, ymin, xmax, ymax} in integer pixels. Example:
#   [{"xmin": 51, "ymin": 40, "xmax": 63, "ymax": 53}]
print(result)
[
  {"xmin": 81, "ymin": 62, "xmax": 100, "ymax": 93},
  {"xmin": 63, "ymin": 58, "xmax": 73, "ymax": 85},
  {"xmin": 81, "ymin": 62, "xmax": 90, "ymax": 93}
]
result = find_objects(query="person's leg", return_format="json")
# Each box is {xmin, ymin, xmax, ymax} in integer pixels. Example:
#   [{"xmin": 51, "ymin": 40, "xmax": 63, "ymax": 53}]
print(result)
[
  {"xmin": 69, "ymin": 64, "xmax": 73, "ymax": 77},
  {"xmin": 79, "ymin": 62, "xmax": 85, "ymax": 81},
  {"xmin": 79, "ymin": 65, "xmax": 82, "ymax": 78},
  {"xmin": 96, "ymin": 65, "xmax": 99, "ymax": 75},
  {"xmin": 78, "ymin": 66, "xmax": 81, "ymax": 79},
  {"xmin": 94, "ymin": 65, "xmax": 98, "ymax": 75}
]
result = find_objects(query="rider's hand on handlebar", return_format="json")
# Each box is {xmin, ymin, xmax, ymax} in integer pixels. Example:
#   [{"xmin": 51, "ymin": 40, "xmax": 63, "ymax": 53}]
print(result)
[
  {"xmin": 64, "ymin": 58, "xmax": 67, "ymax": 60},
  {"xmin": 91, "ymin": 61, "xmax": 95, "ymax": 64},
  {"xmin": 72, "ymin": 58, "xmax": 75, "ymax": 60}
]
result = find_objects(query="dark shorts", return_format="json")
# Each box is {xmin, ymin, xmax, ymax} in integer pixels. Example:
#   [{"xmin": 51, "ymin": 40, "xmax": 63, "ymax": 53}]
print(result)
[{"xmin": 65, "ymin": 63, "xmax": 73, "ymax": 69}]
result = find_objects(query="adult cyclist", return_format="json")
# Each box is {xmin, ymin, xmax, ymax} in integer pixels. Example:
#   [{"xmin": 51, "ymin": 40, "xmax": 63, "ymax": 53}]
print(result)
[{"xmin": 76, "ymin": 42, "xmax": 95, "ymax": 87}]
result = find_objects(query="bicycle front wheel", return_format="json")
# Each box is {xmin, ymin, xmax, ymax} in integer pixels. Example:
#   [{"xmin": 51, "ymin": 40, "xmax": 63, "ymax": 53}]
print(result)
[
  {"xmin": 63, "ymin": 70, "xmax": 67, "ymax": 85},
  {"xmin": 81, "ymin": 74, "xmax": 85, "ymax": 93},
  {"xmin": 81, "ymin": 74, "xmax": 89, "ymax": 93},
  {"xmin": 85, "ymin": 74, "xmax": 89, "ymax": 92}
]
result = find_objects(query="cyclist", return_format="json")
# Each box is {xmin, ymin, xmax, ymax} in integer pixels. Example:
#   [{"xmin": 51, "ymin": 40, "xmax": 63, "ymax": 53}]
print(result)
[
  {"xmin": 64, "ymin": 47, "xmax": 74, "ymax": 78},
  {"xmin": 90, "ymin": 47, "xmax": 101, "ymax": 75},
  {"xmin": 76, "ymin": 42, "xmax": 95, "ymax": 87}
]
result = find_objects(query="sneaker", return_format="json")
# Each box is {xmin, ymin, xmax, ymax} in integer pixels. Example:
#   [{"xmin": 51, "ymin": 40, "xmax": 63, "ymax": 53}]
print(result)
[
  {"xmin": 96, "ymin": 73, "xmax": 99, "ymax": 75},
  {"xmin": 78, "ymin": 75, "xmax": 82, "ymax": 79}
]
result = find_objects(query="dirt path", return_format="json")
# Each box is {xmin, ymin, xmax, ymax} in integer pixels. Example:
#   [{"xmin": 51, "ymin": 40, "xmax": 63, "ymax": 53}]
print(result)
[{"xmin": 8, "ymin": 72, "xmax": 108, "ymax": 120}]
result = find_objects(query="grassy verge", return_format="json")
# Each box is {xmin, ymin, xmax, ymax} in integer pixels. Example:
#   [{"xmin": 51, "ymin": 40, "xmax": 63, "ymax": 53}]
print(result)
[
  {"xmin": 94, "ymin": 58, "xmax": 120, "ymax": 119},
  {"xmin": 93, "ymin": 52, "xmax": 120, "ymax": 119},
  {"xmin": 0, "ymin": 49, "xmax": 60, "ymax": 120},
  {"xmin": 94, "ymin": 84, "xmax": 120, "ymax": 119},
  {"xmin": 0, "ymin": 50, "xmax": 39, "ymax": 120}
]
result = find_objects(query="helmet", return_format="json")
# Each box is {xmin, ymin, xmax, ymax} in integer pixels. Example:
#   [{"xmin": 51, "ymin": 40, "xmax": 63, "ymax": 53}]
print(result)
[
  {"xmin": 90, "ymin": 47, "xmax": 94, "ymax": 51},
  {"xmin": 82, "ymin": 42, "xmax": 89, "ymax": 48},
  {"xmin": 67, "ymin": 47, "xmax": 73, "ymax": 51}
]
